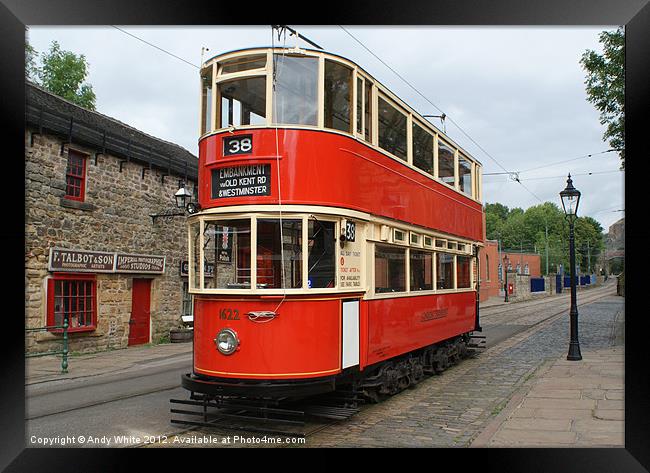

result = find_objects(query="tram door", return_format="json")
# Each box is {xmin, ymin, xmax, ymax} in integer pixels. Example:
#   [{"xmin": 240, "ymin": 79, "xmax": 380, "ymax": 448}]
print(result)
[
  {"xmin": 342, "ymin": 299, "xmax": 360, "ymax": 369},
  {"xmin": 129, "ymin": 278, "xmax": 152, "ymax": 346}
]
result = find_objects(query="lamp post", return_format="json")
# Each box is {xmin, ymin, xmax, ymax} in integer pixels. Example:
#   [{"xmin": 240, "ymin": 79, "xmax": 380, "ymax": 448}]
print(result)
[
  {"xmin": 560, "ymin": 174, "xmax": 582, "ymax": 361},
  {"xmin": 503, "ymin": 254, "xmax": 510, "ymax": 302}
]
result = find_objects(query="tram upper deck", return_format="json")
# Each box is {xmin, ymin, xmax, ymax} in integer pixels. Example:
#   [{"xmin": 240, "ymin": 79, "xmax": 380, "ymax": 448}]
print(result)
[{"xmin": 197, "ymin": 47, "xmax": 484, "ymax": 243}]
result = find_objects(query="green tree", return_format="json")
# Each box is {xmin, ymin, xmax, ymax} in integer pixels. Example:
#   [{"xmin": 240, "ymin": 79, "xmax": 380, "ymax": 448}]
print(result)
[
  {"xmin": 580, "ymin": 27, "xmax": 625, "ymax": 169},
  {"xmin": 37, "ymin": 41, "xmax": 96, "ymax": 110},
  {"xmin": 25, "ymin": 41, "xmax": 38, "ymax": 81}
]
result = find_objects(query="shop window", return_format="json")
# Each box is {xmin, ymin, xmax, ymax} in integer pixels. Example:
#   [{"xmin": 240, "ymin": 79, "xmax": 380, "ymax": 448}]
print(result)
[
  {"xmin": 257, "ymin": 219, "xmax": 303, "ymax": 289},
  {"xmin": 218, "ymin": 77, "xmax": 266, "ymax": 128},
  {"xmin": 200, "ymin": 65, "xmax": 213, "ymax": 134},
  {"xmin": 375, "ymin": 245, "xmax": 406, "ymax": 293},
  {"xmin": 324, "ymin": 60, "xmax": 353, "ymax": 133},
  {"xmin": 181, "ymin": 282, "xmax": 193, "ymax": 317},
  {"xmin": 378, "ymin": 96, "xmax": 407, "ymax": 160},
  {"xmin": 436, "ymin": 252, "xmax": 454, "ymax": 289},
  {"xmin": 413, "ymin": 122, "xmax": 433, "ymax": 174},
  {"xmin": 47, "ymin": 274, "xmax": 96, "ymax": 332},
  {"xmin": 203, "ymin": 219, "xmax": 251, "ymax": 289},
  {"xmin": 65, "ymin": 150, "xmax": 87, "ymax": 201},
  {"xmin": 459, "ymin": 155, "xmax": 473, "ymax": 196},
  {"xmin": 308, "ymin": 219, "xmax": 336, "ymax": 288},
  {"xmin": 272, "ymin": 55, "xmax": 318, "ymax": 126},
  {"xmin": 457, "ymin": 255, "xmax": 471, "ymax": 288},
  {"xmin": 438, "ymin": 140, "xmax": 455, "ymax": 186},
  {"xmin": 410, "ymin": 250, "xmax": 433, "ymax": 291}
]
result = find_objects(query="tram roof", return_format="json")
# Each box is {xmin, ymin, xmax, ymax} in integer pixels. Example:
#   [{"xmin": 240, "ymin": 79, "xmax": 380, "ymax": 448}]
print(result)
[{"xmin": 203, "ymin": 46, "xmax": 482, "ymax": 167}]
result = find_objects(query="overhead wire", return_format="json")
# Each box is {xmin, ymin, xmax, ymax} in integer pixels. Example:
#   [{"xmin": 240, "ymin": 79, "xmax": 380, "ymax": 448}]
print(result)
[{"xmin": 111, "ymin": 26, "xmax": 199, "ymax": 69}]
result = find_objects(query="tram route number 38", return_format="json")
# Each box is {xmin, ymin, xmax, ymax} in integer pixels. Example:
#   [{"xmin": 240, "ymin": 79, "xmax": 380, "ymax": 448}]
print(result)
[
  {"xmin": 342, "ymin": 220, "xmax": 356, "ymax": 242},
  {"xmin": 223, "ymin": 135, "xmax": 253, "ymax": 156}
]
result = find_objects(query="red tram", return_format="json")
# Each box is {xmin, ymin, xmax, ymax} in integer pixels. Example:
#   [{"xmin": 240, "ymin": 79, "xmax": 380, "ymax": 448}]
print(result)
[{"xmin": 181, "ymin": 47, "xmax": 485, "ymax": 402}]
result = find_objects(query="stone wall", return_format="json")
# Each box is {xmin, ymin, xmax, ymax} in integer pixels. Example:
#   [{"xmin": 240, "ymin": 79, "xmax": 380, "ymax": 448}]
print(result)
[{"xmin": 25, "ymin": 131, "xmax": 196, "ymax": 354}]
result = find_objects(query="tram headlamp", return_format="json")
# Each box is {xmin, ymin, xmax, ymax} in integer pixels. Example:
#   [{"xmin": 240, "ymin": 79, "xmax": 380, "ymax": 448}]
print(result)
[{"xmin": 215, "ymin": 328, "xmax": 239, "ymax": 355}]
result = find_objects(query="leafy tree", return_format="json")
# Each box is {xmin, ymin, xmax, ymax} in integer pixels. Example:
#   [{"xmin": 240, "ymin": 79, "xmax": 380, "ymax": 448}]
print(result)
[
  {"xmin": 580, "ymin": 27, "xmax": 625, "ymax": 169},
  {"xmin": 25, "ymin": 41, "xmax": 38, "ymax": 81},
  {"xmin": 36, "ymin": 41, "xmax": 96, "ymax": 110}
]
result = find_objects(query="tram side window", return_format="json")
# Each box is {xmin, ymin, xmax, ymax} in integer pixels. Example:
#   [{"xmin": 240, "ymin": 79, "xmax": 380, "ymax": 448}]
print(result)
[
  {"xmin": 218, "ymin": 77, "xmax": 266, "ymax": 128},
  {"xmin": 410, "ymin": 250, "xmax": 433, "ymax": 291},
  {"xmin": 257, "ymin": 219, "xmax": 303, "ymax": 289},
  {"xmin": 201, "ymin": 66, "xmax": 213, "ymax": 135},
  {"xmin": 436, "ymin": 252, "xmax": 454, "ymax": 290},
  {"xmin": 378, "ymin": 97, "xmax": 407, "ymax": 161},
  {"xmin": 459, "ymin": 155, "xmax": 473, "ymax": 196},
  {"xmin": 308, "ymin": 220, "xmax": 336, "ymax": 288},
  {"xmin": 375, "ymin": 245, "xmax": 406, "ymax": 293},
  {"xmin": 438, "ymin": 140, "xmax": 455, "ymax": 186},
  {"xmin": 203, "ymin": 220, "xmax": 251, "ymax": 289},
  {"xmin": 412, "ymin": 122, "xmax": 434, "ymax": 175},
  {"xmin": 272, "ymin": 55, "xmax": 318, "ymax": 126},
  {"xmin": 364, "ymin": 80, "xmax": 373, "ymax": 142},
  {"xmin": 324, "ymin": 60, "xmax": 353, "ymax": 133},
  {"xmin": 457, "ymin": 255, "xmax": 472, "ymax": 288}
]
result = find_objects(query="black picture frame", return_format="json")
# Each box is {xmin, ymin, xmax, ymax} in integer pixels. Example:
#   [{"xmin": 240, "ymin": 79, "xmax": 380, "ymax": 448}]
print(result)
[{"xmin": 3, "ymin": 0, "xmax": 646, "ymax": 470}]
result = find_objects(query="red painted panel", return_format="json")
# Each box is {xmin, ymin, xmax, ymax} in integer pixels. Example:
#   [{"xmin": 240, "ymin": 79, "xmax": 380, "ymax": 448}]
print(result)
[
  {"xmin": 193, "ymin": 296, "xmax": 343, "ymax": 380},
  {"xmin": 129, "ymin": 279, "xmax": 151, "ymax": 346},
  {"xmin": 198, "ymin": 129, "xmax": 484, "ymax": 242},
  {"xmin": 365, "ymin": 292, "xmax": 476, "ymax": 366}
]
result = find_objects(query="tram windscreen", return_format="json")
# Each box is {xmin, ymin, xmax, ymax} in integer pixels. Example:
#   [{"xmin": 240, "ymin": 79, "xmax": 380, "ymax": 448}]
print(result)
[
  {"xmin": 218, "ymin": 77, "xmax": 266, "ymax": 128},
  {"xmin": 257, "ymin": 219, "xmax": 303, "ymax": 289},
  {"xmin": 272, "ymin": 55, "xmax": 318, "ymax": 126},
  {"xmin": 308, "ymin": 220, "xmax": 336, "ymax": 288},
  {"xmin": 203, "ymin": 220, "xmax": 251, "ymax": 289}
]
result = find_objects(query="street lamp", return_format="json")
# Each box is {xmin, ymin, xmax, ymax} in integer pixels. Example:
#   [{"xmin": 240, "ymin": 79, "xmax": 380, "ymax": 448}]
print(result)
[
  {"xmin": 560, "ymin": 174, "xmax": 582, "ymax": 361},
  {"xmin": 174, "ymin": 182, "xmax": 192, "ymax": 209},
  {"xmin": 503, "ymin": 254, "xmax": 510, "ymax": 302}
]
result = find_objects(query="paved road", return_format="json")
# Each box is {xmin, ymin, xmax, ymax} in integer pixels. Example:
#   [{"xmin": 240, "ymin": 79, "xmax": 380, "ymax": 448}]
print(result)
[{"xmin": 26, "ymin": 282, "xmax": 620, "ymax": 448}]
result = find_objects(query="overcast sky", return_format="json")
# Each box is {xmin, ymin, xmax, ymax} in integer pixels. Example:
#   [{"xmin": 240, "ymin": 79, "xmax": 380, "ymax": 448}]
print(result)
[{"xmin": 26, "ymin": 26, "xmax": 625, "ymax": 234}]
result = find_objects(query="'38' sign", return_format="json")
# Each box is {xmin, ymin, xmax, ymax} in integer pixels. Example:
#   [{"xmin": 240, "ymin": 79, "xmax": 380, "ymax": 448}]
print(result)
[{"xmin": 223, "ymin": 135, "xmax": 253, "ymax": 156}]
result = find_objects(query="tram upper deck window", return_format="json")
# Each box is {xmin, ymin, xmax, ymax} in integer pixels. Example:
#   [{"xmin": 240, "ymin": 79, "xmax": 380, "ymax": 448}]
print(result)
[
  {"xmin": 308, "ymin": 220, "xmax": 336, "ymax": 288},
  {"xmin": 413, "ymin": 122, "xmax": 434, "ymax": 175},
  {"xmin": 459, "ymin": 155, "xmax": 473, "ymax": 196},
  {"xmin": 203, "ymin": 220, "xmax": 251, "ymax": 289},
  {"xmin": 257, "ymin": 219, "xmax": 303, "ymax": 289},
  {"xmin": 200, "ymin": 66, "xmax": 213, "ymax": 135},
  {"xmin": 272, "ymin": 55, "xmax": 318, "ymax": 126},
  {"xmin": 324, "ymin": 60, "xmax": 352, "ymax": 133},
  {"xmin": 218, "ymin": 77, "xmax": 266, "ymax": 128},
  {"xmin": 438, "ymin": 140, "xmax": 455, "ymax": 186},
  {"xmin": 364, "ymin": 80, "xmax": 373, "ymax": 142},
  {"xmin": 378, "ymin": 97, "xmax": 407, "ymax": 161},
  {"xmin": 218, "ymin": 54, "xmax": 266, "ymax": 75},
  {"xmin": 375, "ymin": 245, "xmax": 406, "ymax": 293}
]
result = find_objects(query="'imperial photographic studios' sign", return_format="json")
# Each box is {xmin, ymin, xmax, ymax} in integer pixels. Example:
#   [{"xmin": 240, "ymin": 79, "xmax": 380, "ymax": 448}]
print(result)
[{"xmin": 49, "ymin": 248, "xmax": 165, "ymax": 274}]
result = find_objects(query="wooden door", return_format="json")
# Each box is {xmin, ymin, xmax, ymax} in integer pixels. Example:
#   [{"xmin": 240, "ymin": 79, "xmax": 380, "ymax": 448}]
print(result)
[{"xmin": 129, "ymin": 278, "xmax": 152, "ymax": 346}]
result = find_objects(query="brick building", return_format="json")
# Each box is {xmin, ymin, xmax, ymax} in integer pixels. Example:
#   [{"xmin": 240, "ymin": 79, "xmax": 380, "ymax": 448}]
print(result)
[
  {"xmin": 479, "ymin": 240, "xmax": 541, "ymax": 301},
  {"xmin": 25, "ymin": 82, "xmax": 198, "ymax": 354}
]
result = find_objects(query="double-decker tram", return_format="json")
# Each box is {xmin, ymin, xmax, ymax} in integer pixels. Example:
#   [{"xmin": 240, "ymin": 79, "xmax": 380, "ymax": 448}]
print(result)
[{"xmin": 181, "ymin": 46, "xmax": 485, "ymax": 406}]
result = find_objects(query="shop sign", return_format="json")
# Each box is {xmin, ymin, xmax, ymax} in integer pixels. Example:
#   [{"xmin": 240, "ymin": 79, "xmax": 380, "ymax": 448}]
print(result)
[
  {"xmin": 48, "ymin": 248, "xmax": 115, "ymax": 273},
  {"xmin": 180, "ymin": 260, "xmax": 214, "ymax": 277},
  {"xmin": 49, "ymin": 248, "xmax": 166, "ymax": 274},
  {"xmin": 115, "ymin": 253, "xmax": 166, "ymax": 274}
]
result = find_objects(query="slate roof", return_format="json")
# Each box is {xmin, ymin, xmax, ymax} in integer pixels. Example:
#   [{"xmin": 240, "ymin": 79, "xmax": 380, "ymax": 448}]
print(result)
[{"xmin": 26, "ymin": 81, "xmax": 198, "ymax": 180}]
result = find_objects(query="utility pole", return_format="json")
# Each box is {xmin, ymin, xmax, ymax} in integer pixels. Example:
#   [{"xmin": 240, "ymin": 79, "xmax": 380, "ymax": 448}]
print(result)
[{"xmin": 545, "ymin": 224, "xmax": 549, "ymax": 276}]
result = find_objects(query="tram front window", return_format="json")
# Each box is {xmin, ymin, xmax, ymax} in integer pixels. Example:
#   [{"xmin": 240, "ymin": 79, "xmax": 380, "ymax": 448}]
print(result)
[
  {"xmin": 203, "ymin": 220, "xmax": 251, "ymax": 289},
  {"xmin": 257, "ymin": 219, "xmax": 303, "ymax": 289},
  {"xmin": 272, "ymin": 55, "xmax": 318, "ymax": 126},
  {"xmin": 308, "ymin": 220, "xmax": 336, "ymax": 288},
  {"xmin": 218, "ymin": 77, "xmax": 266, "ymax": 128}
]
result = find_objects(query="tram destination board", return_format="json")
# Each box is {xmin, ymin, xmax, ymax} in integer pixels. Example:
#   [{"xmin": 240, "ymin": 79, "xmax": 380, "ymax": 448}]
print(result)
[{"xmin": 212, "ymin": 164, "xmax": 271, "ymax": 199}]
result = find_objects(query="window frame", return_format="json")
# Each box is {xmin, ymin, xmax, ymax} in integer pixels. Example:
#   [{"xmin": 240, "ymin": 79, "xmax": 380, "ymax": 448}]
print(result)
[
  {"xmin": 47, "ymin": 272, "xmax": 97, "ymax": 333},
  {"xmin": 64, "ymin": 149, "xmax": 87, "ymax": 202},
  {"xmin": 377, "ymin": 92, "xmax": 409, "ymax": 162}
]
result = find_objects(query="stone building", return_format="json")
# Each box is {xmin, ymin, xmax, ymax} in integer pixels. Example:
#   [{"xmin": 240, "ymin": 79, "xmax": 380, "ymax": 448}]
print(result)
[{"xmin": 25, "ymin": 82, "xmax": 198, "ymax": 354}]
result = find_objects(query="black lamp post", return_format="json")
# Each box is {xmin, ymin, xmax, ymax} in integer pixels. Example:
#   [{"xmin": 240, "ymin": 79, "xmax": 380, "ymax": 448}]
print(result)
[
  {"xmin": 503, "ymin": 254, "xmax": 510, "ymax": 302},
  {"xmin": 560, "ymin": 174, "xmax": 582, "ymax": 361}
]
